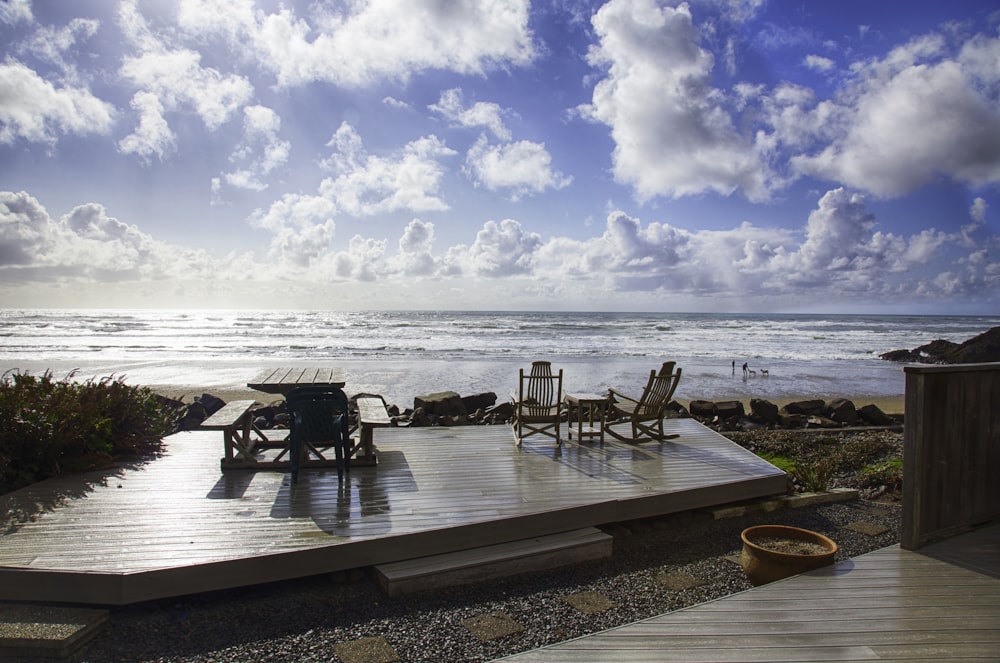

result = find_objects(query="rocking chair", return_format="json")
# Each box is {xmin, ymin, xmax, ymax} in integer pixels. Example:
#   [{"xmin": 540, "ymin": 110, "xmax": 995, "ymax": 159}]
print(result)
[
  {"xmin": 512, "ymin": 360, "xmax": 564, "ymax": 447},
  {"xmin": 606, "ymin": 361, "xmax": 682, "ymax": 443}
]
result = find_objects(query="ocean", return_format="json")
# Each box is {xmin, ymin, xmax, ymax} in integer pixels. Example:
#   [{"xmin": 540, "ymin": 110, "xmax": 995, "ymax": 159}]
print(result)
[{"xmin": 1, "ymin": 309, "xmax": 996, "ymax": 408}]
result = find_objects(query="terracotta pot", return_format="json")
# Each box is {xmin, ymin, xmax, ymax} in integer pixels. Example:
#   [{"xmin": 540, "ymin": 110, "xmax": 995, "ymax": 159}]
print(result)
[{"xmin": 740, "ymin": 525, "xmax": 838, "ymax": 586}]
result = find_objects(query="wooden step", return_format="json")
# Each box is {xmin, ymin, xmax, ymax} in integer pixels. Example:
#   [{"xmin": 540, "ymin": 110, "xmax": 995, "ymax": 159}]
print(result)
[{"xmin": 374, "ymin": 527, "xmax": 613, "ymax": 597}]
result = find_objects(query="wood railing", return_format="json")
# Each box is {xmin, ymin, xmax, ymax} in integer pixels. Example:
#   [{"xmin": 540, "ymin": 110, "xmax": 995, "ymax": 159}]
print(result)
[{"xmin": 901, "ymin": 362, "xmax": 1000, "ymax": 549}]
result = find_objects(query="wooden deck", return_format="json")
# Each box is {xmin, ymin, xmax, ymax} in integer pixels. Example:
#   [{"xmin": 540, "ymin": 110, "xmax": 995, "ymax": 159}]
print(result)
[
  {"xmin": 0, "ymin": 418, "xmax": 786, "ymax": 605},
  {"xmin": 496, "ymin": 522, "xmax": 1000, "ymax": 662}
]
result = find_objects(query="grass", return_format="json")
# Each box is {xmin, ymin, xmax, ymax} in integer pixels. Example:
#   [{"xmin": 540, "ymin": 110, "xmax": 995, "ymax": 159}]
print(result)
[{"xmin": 0, "ymin": 370, "xmax": 181, "ymax": 495}]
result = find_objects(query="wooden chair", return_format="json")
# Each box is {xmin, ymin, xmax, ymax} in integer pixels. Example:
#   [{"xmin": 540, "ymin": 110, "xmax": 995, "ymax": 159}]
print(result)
[
  {"xmin": 607, "ymin": 362, "xmax": 682, "ymax": 443},
  {"xmin": 285, "ymin": 386, "xmax": 351, "ymax": 483},
  {"xmin": 513, "ymin": 361, "xmax": 564, "ymax": 447}
]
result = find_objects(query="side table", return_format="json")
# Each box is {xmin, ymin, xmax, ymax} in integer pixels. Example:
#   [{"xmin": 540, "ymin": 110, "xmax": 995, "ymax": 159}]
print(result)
[{"xmin": 565, "ymin": 392, "xmax": 608, "ymax": 443}]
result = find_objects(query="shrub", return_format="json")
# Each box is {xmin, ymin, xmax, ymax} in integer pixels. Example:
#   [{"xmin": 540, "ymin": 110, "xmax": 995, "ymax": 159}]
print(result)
[{"xmin": 0, "ymin": 371, "xmax": 178, "ymax": 494}]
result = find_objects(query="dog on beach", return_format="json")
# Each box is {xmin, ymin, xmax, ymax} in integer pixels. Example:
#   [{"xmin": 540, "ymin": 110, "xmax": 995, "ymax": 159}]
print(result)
[
  {"xmin": 760, "ymin": 368, "xmax": 769, "ymax": 376},
  {"xmin": 748, "ymin": 369, "xmax": 756, "ymax": 376}
]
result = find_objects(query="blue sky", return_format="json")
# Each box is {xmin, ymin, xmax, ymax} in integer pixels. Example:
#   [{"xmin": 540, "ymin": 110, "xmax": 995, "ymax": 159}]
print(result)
[{"xmin": 1, "ymin": 0, "xmax": 998, "ymax": 313}]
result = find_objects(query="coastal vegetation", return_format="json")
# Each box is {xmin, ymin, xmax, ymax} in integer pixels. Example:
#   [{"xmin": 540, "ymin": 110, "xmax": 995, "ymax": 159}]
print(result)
[
  {"xmin": 726, "ymin": 429, "xmax": 903, "ymax": 498},
  {"xmin": 0, "ymin": 371, "xmax": 177, "ymax": 494}
]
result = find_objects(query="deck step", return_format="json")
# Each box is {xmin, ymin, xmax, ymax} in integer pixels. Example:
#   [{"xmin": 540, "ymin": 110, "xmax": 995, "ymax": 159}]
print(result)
[{"xmin": 375, "ymin": 527, "xmax": 613, "ymax": 597}]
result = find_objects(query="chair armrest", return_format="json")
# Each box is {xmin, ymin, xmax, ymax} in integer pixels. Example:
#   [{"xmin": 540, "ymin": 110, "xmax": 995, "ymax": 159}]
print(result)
[{"xmin": 608, "ymin": 388, "xmax": 639, "ymax": 404}]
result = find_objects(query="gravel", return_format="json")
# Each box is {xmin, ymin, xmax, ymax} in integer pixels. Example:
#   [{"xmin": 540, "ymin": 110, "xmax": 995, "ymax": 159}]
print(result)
[{"xmin": 70, "ymin": 431, "xmax": 903, "ymax": 663}]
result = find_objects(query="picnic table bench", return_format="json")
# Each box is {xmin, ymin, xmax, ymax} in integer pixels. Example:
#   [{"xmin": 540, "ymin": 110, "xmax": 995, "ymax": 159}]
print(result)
[
  {"xmin": 350, "ymin": 396, "xmax": 391, "ymax": 465},
  {"xmin": 200, "ymin": 400, "xmax": 268, "ymax": 467}
]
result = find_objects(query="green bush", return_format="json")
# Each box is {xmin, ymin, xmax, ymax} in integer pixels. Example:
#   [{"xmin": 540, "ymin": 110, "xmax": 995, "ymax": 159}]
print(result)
[{"xmin": 0, "ymin": 371, "xmax": 178, "ymax": 494}]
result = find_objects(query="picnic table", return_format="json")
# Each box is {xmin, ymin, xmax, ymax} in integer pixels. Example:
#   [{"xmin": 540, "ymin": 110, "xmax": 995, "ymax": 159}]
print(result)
[{"xmin": 247, "ymin": 367, "xmax": 346, "ymax": 394}]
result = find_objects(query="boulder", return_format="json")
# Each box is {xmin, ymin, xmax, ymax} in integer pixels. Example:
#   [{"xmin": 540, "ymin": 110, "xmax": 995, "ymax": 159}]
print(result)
[
  {"xmin": 688, "ymin": 400, "xmax": 717, "ymax": 419},
  {"xmin": 749, "ymin": 398, "xmax": 780, "ymax": 424},
  {"xmin": 461, "ymin": 392, "xmax": 498, "ymax": 413},
  {"xmin": 858, "ymin": 403, "xmax": 894, "ymax": 426},
  {"xmin": 413, "ymin": 391, "xmax": 467, "ymax": 417},
  {"xmin": 826, "ymin": 398, "xmax": 860, "ymax": 425},
  {"xmin": 715, "ymin": 400, "xmax": 745, "ymax": 420},
  {"xmin": 782, "ymin": 399, "xmax": 826, "ymax": 416},
  {"xmin": 779, "ymin": 412, "xmax": 809, "ymax": 428},
  {"xmin": 197, "ymin": 393, "xmax": 226, "ymax": 416}
]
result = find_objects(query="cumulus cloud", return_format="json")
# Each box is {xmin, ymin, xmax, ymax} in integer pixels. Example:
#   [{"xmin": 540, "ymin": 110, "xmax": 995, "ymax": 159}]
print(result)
[
  {"xmin": 580, "ymin": 0, "xmax": 768, "ymax": 202},
  {"xmin": 222, "ymin": 105, "xmax": 290, "ymax": 191},
  {"xmin": 430, "ymin": 88, "xmax": 511, "ymax": 141},
  {"xmin": 0, "ymin": 60, "xmax": 116, "ymax": 144},
  {"xmin": 464, "ymin": 136, "xmax": 572, "ymax": 200},
  {"xmin": 0, "ymin": 190, "xmax": 214, "ymax": 281},
  {"xmin": 117, "ymin": 0, "xmax": 252, "ymax": 152},
  {"xmin": 390, "ymin": 219, "xmax": 438, "ymax": 276},
  {"xmin": 803, "ymin": 54, "xmax": 834, "ymax": 72},
  {"xmin": 791, "ymin": 32, "xmax": 1000, "ymax": 196},
  {"xmin": 117, "ymin": 91, "xmax": 174, "ymax": 161},
  {"xmin": 176, "ymin": 0, "xmax": 535, "ymax": 88},
  {"xmin": 463, "ymin": 219, "xmax": 542, "ymax": 277},
  {"xmin": 318, "ymin": 123, "xmax": 457, "ymax": 215}
]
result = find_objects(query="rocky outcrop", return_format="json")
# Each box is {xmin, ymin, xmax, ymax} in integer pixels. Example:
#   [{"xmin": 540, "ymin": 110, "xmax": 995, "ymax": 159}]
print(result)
[{"xmin": 881, "ymin": 326, "xmax": 1000, "ymax": 364}]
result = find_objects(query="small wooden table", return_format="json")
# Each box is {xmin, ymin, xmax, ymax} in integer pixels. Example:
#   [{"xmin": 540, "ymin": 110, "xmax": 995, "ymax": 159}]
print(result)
[
  {"xmin": 248, "ymin": 367, "xmax": 346, "ymax": 394},
  {"xmin": 565, "ymin": 392, "xmax": 608, "ymax": 443}
]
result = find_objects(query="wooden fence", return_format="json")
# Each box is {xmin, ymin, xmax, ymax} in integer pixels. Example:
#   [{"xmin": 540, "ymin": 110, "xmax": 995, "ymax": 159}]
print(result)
[{"xmin": 901, "ymin": 362, "xmax": 1000, "ymax": 549}]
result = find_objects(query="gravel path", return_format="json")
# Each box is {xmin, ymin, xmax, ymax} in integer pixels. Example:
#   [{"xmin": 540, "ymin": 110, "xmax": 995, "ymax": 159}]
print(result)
[{"xmin": 72, "ymin": 497, "xmax": 902, "ymax": 663}]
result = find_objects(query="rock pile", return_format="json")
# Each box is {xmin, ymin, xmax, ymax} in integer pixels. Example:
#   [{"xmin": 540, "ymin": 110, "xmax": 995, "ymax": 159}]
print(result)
[
  {"xmin": 179, "ymin": 390, "xmax": 901, "ymax": 437},
  {"xmin": 682, "ymin": 397, "xmax": 900, "ymax": 432}
]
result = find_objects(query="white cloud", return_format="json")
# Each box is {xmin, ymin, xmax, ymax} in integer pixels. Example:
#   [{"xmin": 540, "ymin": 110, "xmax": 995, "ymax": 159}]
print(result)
[
  {"xmin": 0, "ymin": 60, "xmax": 115, "ymax": 144},
  {"xmin": 222, "ymin": 105, "xmax": 290, "ymax": 191},
  {"xmin": 581, "ymin": 0, "xmax": 769, "ymax": 202},
  {"xmin": 464, "ymin": 136, "xmax": 572, "ymax": 200},
  {"xmin": 318, "ymin": 123, "xmax": 457, "ymax": 215},
  {"xmin": 791, "ymin": 32, "xmax": 1000, "ymax": 196},
  {"xmin": 0, "ymin": 191, "xmax": 215, "ymax": 281},
  {"xmin": 390, "ymin": 218, "xmax": 438, "ymax": 276},
  {"xmin": 804, "ymin": 54, "xmax": 834, "ymax": 72},
  {"xmin": 970, "ymin": 197, "xmax": 987, "ymax": 223},
  {"xmin": 117, "ymin": 0, "xmax": 252, "ymax": 151},
  {"xmin": 117, "ymin": 91, "xmax": 174, "ymax": 161},
  {"xmin": 467, "ymin": 219, "xmax": 542, "ymax": 276},
  {"xmin": 178, "ymin": 0, "xmax": 535, "ymax": 88},
  {"xmin": 430, "ymin": 88, "xmax": 512, "ymax": 141},
  {"xmin": 0, "ymin": 0, "xmax": 33, "ymax": 25}
]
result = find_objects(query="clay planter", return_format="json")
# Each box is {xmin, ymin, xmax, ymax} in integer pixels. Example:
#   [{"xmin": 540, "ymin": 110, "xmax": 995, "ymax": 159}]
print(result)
[{"xmin": 740, "ymin": 525, "xmax": 838, "ymax": 586}]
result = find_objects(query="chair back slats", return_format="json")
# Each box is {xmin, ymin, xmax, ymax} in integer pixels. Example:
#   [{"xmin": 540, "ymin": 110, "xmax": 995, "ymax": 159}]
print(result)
[
  {"xmin": 636, "ymin": 362, "xmax": 681, "ymax": 417},
  {"xmin": 520, "ymin": 366, "xmax": 562, "ymax": 417}
]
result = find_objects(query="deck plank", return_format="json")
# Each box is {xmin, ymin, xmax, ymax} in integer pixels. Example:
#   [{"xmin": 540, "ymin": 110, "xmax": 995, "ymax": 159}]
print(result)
[
  {"xmin": 0, "ymin": 418, "xmax": 785, "ymax": 604},
  {"xmin": 493, "ymin": 523, "xmax": 1000, "ymax": 663}
]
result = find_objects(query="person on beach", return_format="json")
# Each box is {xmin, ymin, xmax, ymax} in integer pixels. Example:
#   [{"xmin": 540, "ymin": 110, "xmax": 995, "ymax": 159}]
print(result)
[
  {"xmin": 742, "ymin": 362, "xmax": 749, "ymax": 377},
  {"xmin": 732, "ymin": 360, "xmax": 735, "ymax": 374}
]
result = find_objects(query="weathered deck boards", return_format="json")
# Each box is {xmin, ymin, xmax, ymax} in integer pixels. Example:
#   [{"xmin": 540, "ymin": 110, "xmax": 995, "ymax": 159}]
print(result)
[
  {"xmin": 494, "ymin": 522, "xmax": 1000, "ymax": 662},
  {"xmin": 0, "ymin": 418, "xmax": 785, "ymax": 605}
]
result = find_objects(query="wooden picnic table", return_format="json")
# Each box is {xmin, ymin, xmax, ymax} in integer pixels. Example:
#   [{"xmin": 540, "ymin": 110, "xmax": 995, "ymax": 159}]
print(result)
[{"xmin": 247, "ymin": 367, "xmax": 346, "ymax": 394}]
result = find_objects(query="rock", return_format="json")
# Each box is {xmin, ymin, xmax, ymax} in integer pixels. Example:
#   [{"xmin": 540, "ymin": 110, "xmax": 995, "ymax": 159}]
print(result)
[
  {"xmin": 749, "ymin": 399, "xmax": 779, "ymax": 424},
  {"xmin": 858, "ymin": 403, "xmax": 894, "ymax": 426},
  {"xmin": 486, "ymin": 401, "xmax": 514, "ymax": 420},
  {"xmin": 413, "ymin": 391, "xmax": 467, "ymax": 417},
  {"xmin": 689, "ymin": 400, "xmax": 717, "ymax": 418},
  {"xmin": 782, "ymin": 399, "xmax": 826, "ymax": 416},
  {"xmin": 715, "ymin": 400, "xmax": 745, "ymax": 420},
  {"xmin": 197, "ymin": 393, "xmax": 226, "ymax": 416},
  {"xmin": 806, "ymin": 415, "xmax": 840, "ymax": 428},
  {"xmin": 826, "ymin": 398, "xmax": 859, "ymax": 425},
  {"xmin": 943, "ymin": 325, "xmax": 1000, "ymax": 363},
  {"xmin": 461, "ymin": 392, "xmax": 497, "ymax": 413},
  {"xmin": 880, "ymin": 325, "xmax": 1000, "ymax": 364}
]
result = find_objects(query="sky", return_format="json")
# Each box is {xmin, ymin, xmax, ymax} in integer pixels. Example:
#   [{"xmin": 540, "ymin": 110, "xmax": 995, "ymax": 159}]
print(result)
[{"xmin": 1, "ymin": 0, "xmax": 998, "ymax": 314}]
